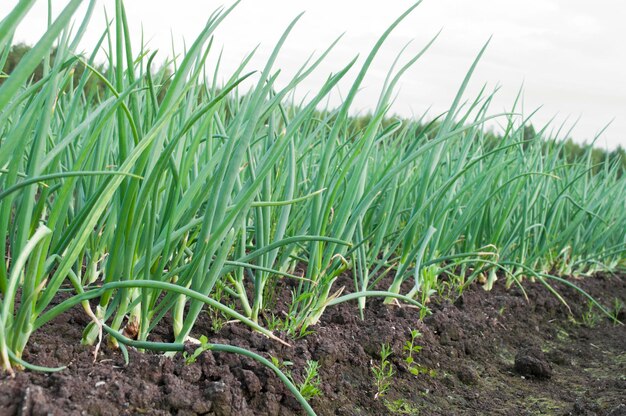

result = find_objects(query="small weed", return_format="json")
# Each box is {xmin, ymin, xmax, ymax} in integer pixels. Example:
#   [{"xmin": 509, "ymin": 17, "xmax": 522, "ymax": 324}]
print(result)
[
  {"xmin": 266, "ymin": 313, "xmax": 287, "ymax": 332},
  {"xmin": 270, "ymin": 357, "xmax": 322, "ymax": 401},
  {"xmin": 207, "ymin": 285, "xmax": 234, "ymax": 333},
  {"xmin": 270, "ymin": 355, "xmax": 294, "ymax": 371},
  {"xmin": 210, "ymin": 315, "xmax": 226, "ymax": 333},
  {"xmin": 183, "ymin": 335, "xmax": 211, "ymax": 364},
  {"xmin": 581, "ymin": 300, "xmax": 601, "ymax": 328},
  {"xmin": 261, "ymin": 276, "xmax": 280, "ymax": 311},
  {"xmin": 402, "ymin": 329, "xmax": 436, "ymax": 377},
  {"xmin": 270, "ymin": 355, "xmax": 282, "ymax": 368},
  {"xmin": 609, "ymin": 298, "xmax": 624, "ymax": 324},
  {"xmin": 403, "ymin": 329, "xmax": 423, "ymax": 375},
  {"xmin": 297, "ymin": 360, "xmax": 322, "ymax": 401},
  {"xmin": 281, "ymin": 300, "xmax": 317, "ymax": 339},
  {"xmin": 384, "ymin": 398, "xmax": 420, "ymax": 415},
  {"xmin": 372, "ymin": 343, "xmax": 394, "ymax": 399},
  {"xmin": 556, "ymin": 328, "xmax": 569, "ymax": 341}
]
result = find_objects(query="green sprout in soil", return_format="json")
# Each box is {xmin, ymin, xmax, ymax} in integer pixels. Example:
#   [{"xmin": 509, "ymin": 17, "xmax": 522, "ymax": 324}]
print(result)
[
  {"xmin": 581, "ymin": 300, "xmax": 602, "ymax": 328},
  {"xmin": 608, "ymin": 298, "xmax": 624, "ymax": 325},
  {"xmin": 270, "ymin": 356, "xmax": 322, "ymax": 400},
  {"xmin": 556, "ymin": 328, "xmax": 570, "ymax": 341},
  {"xmin": 372, "ymin": 343, "xmax": 395, "ymax": 399},
  {"xmin": 384, "ymin": 398, "xmax": 421, "ymax": 415},
  {"xmin": 403, "ymin": 329, "xmax": 423, "ymax": 375},
  {"xmin": 266, "ymin": 313, "xmax": 287, "ymax": 332},
  {"xmin": 297, "ymin": 360, "xmax": 323, "ymax": 401},
  {"xmin": 183, "ymin": 335, "xmax": 210, "ymax": 365},
  {"xmin": 206, "ymin": 284, "xmax": 236, "ymax": 333},
  {"xmin": 403, "ymin": 329, "xmax": 436, "ymax": 377}
]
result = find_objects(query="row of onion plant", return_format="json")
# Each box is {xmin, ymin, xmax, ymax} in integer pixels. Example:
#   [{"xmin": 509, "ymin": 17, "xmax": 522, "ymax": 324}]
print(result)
[{"xmin": 1, "ymin": 1, "xmax": 624, "ymax": 414}]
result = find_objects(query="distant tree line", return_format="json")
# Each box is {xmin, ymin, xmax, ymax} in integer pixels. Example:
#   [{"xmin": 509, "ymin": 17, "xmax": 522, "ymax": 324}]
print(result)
[
  {"xmin": 1, "ymin": 43, "xmax": 172, "ymax": 101},
  {"xmin": 1, "ymin": 43, "xmax": 109, "ymax": 97}
]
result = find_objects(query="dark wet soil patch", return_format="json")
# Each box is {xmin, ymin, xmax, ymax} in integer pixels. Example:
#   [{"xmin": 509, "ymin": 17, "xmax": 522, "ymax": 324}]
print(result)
[{"xmin": 1, "ymin": 273, "xmax": 624, "ymax": 415}]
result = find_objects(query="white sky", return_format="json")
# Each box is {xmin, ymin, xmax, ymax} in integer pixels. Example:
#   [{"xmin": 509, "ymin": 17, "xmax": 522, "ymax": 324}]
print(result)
[{"xmin": 4, "ymin": 0, "xmax": 625, "ymax": 149}]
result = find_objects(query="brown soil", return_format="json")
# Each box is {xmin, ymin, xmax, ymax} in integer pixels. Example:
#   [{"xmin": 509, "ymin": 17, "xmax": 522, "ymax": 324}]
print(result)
[{"xmin": 1, "ymin": 273, "xmax": 625, "ymax": 416}]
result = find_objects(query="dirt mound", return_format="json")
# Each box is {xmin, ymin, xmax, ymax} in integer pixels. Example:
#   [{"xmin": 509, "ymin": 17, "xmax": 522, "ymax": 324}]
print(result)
[{"xmin": 1, "ymin": 273, "xmax": 624, "ymax": 415}]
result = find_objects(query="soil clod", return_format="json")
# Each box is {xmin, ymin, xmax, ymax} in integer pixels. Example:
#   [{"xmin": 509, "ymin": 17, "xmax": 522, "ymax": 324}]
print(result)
[{"xmin": 514, "ymin": 346, "xmax": 553, "ymax": 379}]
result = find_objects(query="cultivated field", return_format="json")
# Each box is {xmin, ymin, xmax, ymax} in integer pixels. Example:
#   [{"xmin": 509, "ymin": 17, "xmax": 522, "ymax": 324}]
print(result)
[{"xmin": 1, "ymin": 1, "xmax": 624, "ymax": 415}]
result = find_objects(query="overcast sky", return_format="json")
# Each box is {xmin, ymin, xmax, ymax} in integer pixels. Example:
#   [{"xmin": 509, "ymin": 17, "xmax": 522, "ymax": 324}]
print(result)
[{"xmin": 4, "ymin": 0, "xmax": 625, "ymax": 149}]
